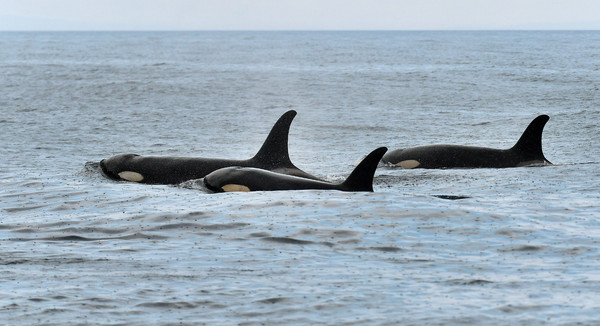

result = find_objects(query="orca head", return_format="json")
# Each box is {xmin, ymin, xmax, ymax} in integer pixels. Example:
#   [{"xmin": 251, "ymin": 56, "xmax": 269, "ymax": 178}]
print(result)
[
  {"xmin": 203, "ymin": 166, "xmax": 250, "ymax": 192},
  {"xmin": 100, "ymin": 154, "xmax": 141, "ymax": 182}
]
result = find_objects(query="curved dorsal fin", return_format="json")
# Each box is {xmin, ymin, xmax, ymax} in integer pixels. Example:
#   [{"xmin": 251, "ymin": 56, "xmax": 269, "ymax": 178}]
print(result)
[
  {"xmin": 511, "ymin": 114, "xmax": 550, "ymax": 162},
  {"xmin": 251, "ymin": 110, "xmax": 297, "ymax": 169},
  {"xmin": 341, "ymin": 147, "xmax": 388, "ymax": 192}
]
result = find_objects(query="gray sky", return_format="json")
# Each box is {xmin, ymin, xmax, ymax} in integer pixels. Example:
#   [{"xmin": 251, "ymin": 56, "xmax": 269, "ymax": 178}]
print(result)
[{"xmin": 1, "ymin": 0, "xmax": 599, "ymax": 31}]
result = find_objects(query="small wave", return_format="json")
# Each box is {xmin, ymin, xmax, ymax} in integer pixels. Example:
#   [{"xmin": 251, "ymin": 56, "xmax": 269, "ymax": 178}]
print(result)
[
  {"xmin": 568, "ymin": 161, "xmax": 599, "ymax": 166},
  {"xmin": 558, "ymin": 246, "xmax": 595, "ymax": 256},
  {"xmin": 261, "ymin": 236, "xmax": 315, "ymax": 245},
  {"xmin": 52, "ymin": 226, "xmax": 126, "ymax": 235},
  {"xmin": 40, "ymin": 235, "xmax": 95, "ymax": 241},
  {"xmin": 83, "ymin": 161, "xmax": 101, "ymax": 172},
  {"xmin": 136, "ymin": 300, "xmax": 222, "ymax": 309},
  {"xmin": 140, "ymin": 211, "xmax": 210, "ymax": 222},
  {"xmin": 11, "ymin": 233, "xmax": 168, "ymax": 242},
  {"xmin": 358, "ymin": 246, "xmax": 404, "ymax": 253},
  {"xmin": 95, "ymin": 196, "xmax": 149, "ymax": 208},
  {"xmin": 499, "ymin": 245, "xmax": 546, "ymax": 252},
  {"xmin": 147, "ymin": 222, "xmax": 206, "ymax": 231},
  {"xmin": 178, "ymin": 178, "xmax": 211, "ymax": 192},
  {"xmin": 446, "ymin": 279, "xmax": 494, "ymax": 286},
  {"xmin": 432, "ymin": 195, "xmax": 471, "ymax": 200},
  {"xmin": 256, "ymin": 297, "xmax": 291, "ymax": 304},
  {"xmin": 1, "ymin": 257, "xmax": 108, "ymax": 265},
  {"xmin": 200, "ymin": 222, "xmax": 250, "ymax": 231},
  {"xmin": 249, "ymin": 232, "xmax": 272, "ymax": 237},
  {"xmin": 136, "ymin": 301, "xmax": 198, "ymax": 309},
  {"xmin": 497, "ymin": 304, "xmax": 548, "ymax": 313},
  {"xmin": 28, "ymin": 298, "xmax": 47, "ymax": 302},
  {"xmin": 118, "ymin": 233, "xmax": 169, "ymax": 240},
  {"xmin": 4, "ymin": 204, "xmax": 50, "ymax": 213}
]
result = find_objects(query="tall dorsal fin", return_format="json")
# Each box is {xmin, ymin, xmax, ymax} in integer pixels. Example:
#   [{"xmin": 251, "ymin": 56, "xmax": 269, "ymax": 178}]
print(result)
[
  {"xmin": 341, "ymin": 147, "xmax": 388, "ymax": 192},
  {"xmin": 251, "ymin": 110, "xmax": 297, "ymax": 169},
  {"xmin": 511, "ymin": 115, "xmax": 550, "ymax": 162}
]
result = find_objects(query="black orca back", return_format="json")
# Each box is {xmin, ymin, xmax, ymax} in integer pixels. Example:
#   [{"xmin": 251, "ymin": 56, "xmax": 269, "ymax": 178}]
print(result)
[
  {"xmin": 204, "ymin": 147, "xmax": 388, "ymax": 193},
  {"xmin": 99, "ymin": 110, "xmax": 319, "ymax": 184}
]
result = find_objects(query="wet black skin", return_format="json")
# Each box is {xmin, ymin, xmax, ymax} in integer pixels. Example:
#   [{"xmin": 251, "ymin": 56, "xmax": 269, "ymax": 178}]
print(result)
[
  {"xmin": 382, "ymin": 115, "xmax": 552, "ymax": 169},
  {"xmin": 204, "ymin": 147, "xmax": 387, "ymax": 192},
  {"xmin": 100, "ymin": 110, "xmax": 319, "ymax": 184}
]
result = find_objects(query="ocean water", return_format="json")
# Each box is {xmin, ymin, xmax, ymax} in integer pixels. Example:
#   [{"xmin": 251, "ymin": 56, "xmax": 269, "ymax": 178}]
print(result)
[{"xmin": 1, "ymin": 31, "xmax": 599, "ymax": 325}]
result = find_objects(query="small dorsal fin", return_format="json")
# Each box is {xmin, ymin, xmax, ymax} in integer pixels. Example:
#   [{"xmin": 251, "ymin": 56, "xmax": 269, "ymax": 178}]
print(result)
[
  {"xmin": 251, "ymin": 110, "xmax": 297, "ymax": 169},
  {"xmin": 511, "ymin": 115, "xmax": 550, "ymax": 162},
  {"xmin": 341, "ymin": 147, "xmax": 388, "ymax": 192}
]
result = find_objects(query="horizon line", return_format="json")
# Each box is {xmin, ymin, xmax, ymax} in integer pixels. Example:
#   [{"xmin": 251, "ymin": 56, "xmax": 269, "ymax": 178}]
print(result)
[{"xmin": 1, "ymin": 28, "xmax": 599, "ymax": 32}]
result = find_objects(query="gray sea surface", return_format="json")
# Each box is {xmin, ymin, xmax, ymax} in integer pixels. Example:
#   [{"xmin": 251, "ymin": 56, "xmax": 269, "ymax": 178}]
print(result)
[{"xmin": 1, "ymin": 31, "xmax": 599, "ymax": 325}]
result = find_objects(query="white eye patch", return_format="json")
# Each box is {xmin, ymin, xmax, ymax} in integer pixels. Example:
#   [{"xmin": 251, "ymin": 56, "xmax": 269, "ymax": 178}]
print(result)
[
  {"xmin": 221, "ymin": 184, "xmax": 250, "ymax": 192},
  {"xmin": 118, "ymin": 171, "xmax": 144, "ymax": 182},
  {"xmin": 397, "ymin": 160, "xmax": 420, "ymax": 169}
]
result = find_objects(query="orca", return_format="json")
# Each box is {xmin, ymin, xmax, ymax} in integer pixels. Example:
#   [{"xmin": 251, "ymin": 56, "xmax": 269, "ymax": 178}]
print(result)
[
  {"xmin": 203, "ymin": 147, "xmax": 387, "ymax": 192},
  {"xmin": 100, "ymin": 110, "xmax": 319, "ymax": 184},
  {"xmin": 381, "ymin": 115, "xmax": 552, "ymax": 169}
]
